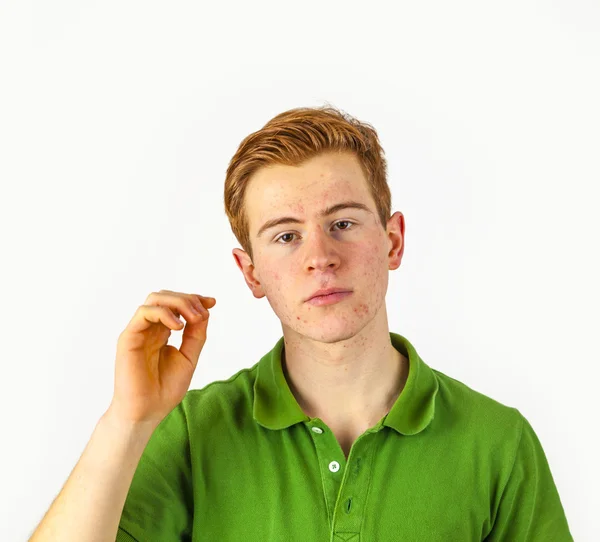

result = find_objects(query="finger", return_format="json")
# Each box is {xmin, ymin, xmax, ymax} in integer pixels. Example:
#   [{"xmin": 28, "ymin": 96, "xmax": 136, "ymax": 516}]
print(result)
[
  {"xmin": 190, "ymin": 295, "xmax": 216, "ymax": 317},
  {"xmin": 147, "ymin": 291, "xmax": 216, "ymax": 314},
  {"xmin": 178, "ymin": 310, "xmax": 210, "ymax": 369},
  {"xmin": 146, "ymin": 294, "xmax": 212, "ymax": 367},
  {"xmin": 126, "ymin": 305, "xmax": 185, "ymax": 335},
  {"xmin": 146, "ymin": 293, "xmax": 207, "ymax": 324}
]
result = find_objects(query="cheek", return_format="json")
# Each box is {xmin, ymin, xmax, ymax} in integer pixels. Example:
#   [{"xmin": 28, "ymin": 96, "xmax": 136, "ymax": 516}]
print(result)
[
  {"xmin": 353, "ymin": 244, "xmax": 389, "ymax": 301},
  {"xmin": 260, "ymin": 259, "xmax": 282, "ymax": 283},
  {"xmin": 263, "ymin": 267, "xmax": 291, "ymax": 301},
  {"xmin": 355, "ymin": 242, "xmax": 386, "ymax": 277}
]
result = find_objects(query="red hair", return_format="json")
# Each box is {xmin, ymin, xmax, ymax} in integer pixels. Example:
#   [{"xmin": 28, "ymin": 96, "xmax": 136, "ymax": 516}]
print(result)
[{"xmin": 224, "ymin": 104, "xmax": 392, "ymax": 261}]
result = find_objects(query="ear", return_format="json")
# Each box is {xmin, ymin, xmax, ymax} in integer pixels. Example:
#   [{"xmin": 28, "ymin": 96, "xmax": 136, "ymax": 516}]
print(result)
[
  {"xmin": 386, "ymin": 211, "xmax": 405, "ymax": 271},
  {"xmin": 232, "ymin": 248, "xmax": 266, "ymax": 299}
]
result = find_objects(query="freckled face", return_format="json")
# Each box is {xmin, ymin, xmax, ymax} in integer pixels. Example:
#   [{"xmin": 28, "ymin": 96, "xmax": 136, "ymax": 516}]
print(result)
[{"xmin": 245, "ymin": 151, "xmax": 398, "ymax": 343}]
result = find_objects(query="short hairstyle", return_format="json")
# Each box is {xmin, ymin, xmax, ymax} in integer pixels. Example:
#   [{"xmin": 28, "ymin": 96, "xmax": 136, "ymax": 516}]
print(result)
[{"xmin": 223, "ymin": 104, "xmax": 392, "ymax": 262}]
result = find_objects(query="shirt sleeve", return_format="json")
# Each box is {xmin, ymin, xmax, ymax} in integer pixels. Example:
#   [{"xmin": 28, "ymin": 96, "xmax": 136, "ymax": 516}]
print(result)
[
  {"xmin": 115, "ymin": 400, "xmax": 194, "ymax": 542},
  {"xmin": 484, "ymin": 411, "xmax": 573, "ymax": 541}
]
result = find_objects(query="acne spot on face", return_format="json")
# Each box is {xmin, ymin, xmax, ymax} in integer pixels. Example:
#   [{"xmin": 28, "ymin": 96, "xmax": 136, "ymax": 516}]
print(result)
[{"xmin": 353, "ymin": 303, "xmax": 370, "ymax": 317}]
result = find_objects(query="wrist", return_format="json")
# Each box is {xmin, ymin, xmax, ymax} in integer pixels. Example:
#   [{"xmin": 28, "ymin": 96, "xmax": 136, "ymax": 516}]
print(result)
[{"xmin": 101, "ymin": 406, "xmax": 160, "ymax": 441}]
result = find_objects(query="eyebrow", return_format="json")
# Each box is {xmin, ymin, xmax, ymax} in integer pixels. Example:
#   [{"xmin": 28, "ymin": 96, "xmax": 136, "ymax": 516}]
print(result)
[{"xmin": 256, "ymin": 201, "xmax": 373, "ymax": 238}]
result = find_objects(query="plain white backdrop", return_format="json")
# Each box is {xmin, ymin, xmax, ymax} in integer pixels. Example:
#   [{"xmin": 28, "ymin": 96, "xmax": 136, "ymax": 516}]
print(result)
[{"xmin": 1, "ymin": 1, "xmax": 598, "ymax": 540}]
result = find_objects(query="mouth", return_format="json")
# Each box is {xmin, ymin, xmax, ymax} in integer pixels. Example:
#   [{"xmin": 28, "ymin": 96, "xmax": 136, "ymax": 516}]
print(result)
[
  {"xmin": 306, "ymin": 287, "xmax": 353, "ymax": 302},
  {"xmin": 306, "ymin": 290, "xmax": 353, "ymax": 306}
]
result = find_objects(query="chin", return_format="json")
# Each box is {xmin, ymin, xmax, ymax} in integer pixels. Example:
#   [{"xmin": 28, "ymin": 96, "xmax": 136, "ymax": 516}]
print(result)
[{"xmin": 300, "ymin": 323, "xmax": 361, "ymax": 344}]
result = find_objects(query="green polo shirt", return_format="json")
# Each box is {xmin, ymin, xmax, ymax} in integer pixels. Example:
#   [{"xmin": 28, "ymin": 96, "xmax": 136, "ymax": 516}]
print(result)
[{"xmin": 116, "ymin": 332, "xmax": 573, "ymax": 541}]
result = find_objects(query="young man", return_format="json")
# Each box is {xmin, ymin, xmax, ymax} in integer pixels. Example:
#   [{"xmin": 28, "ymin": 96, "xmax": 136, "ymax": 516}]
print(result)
[
  {"xmin": 231, "ymin": 148, "xmax": 408, "ymax": 461},
  {"xmin": 30, "ymin": 106, "xmax": 573, "ymax": 541}
]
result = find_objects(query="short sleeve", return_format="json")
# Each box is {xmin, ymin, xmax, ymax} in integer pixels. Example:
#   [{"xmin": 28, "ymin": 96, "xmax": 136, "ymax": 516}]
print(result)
[
  {"xmin": 484, "ymin": 412, "xmax": 573, "ymax": 541},
  {"xmin": 116, "ymin": 400, "xmax": 194, "ymax": 541}
]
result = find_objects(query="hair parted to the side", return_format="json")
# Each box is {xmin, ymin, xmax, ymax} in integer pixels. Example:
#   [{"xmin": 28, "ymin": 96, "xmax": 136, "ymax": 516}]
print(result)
[{"xmin": 223, "ymin": 104, "xmax": 392, "ymax": 263}]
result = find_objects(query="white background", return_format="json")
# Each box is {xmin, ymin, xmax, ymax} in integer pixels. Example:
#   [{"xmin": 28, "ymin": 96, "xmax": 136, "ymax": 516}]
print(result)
[{"xmin": 1, "ymin": 1, "xmax": 598, "ymax": 540}]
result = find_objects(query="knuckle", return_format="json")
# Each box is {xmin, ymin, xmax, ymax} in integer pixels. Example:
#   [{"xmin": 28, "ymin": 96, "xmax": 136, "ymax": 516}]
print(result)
[{"xmin": 189, "ymin": 302, "xmax": 202, "ymax": 317}]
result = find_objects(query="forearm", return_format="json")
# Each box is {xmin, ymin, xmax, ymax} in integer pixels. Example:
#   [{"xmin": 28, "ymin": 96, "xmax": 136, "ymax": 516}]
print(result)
[{"xmin": 29, "ymin": 409, "xmax": 158, "ymax": 542}]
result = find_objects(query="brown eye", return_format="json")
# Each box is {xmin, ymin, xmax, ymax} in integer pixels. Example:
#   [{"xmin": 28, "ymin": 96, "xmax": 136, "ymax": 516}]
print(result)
[{"xmin": 274, "ymin": 221, "xmax": 355, "ymax": 244}]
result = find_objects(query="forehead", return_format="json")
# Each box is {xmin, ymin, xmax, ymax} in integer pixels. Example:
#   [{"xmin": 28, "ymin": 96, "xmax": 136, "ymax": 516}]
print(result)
[{"xmin": 246, "ymin": 151, "xmax": 370, "ymax": 225}]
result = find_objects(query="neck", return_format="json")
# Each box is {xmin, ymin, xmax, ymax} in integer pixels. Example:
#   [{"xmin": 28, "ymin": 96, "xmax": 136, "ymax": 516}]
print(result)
[{"xmin": 281, "ymin": 311, "xmax": 409, "ymax": 428}]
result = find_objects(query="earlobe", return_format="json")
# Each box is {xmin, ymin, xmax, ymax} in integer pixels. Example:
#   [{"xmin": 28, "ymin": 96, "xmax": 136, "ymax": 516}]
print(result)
[
  {"xmin": 232, "ymin": 248, "xmax": 266, "ymax": 299},
  {"xmin": 246, "ymin": 273, "xmax": 266, "ymax": 300}
]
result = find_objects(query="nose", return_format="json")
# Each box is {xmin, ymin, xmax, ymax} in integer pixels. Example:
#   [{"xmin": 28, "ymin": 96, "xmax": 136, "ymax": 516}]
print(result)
[{"xmin": 303, "ymin": 226, "xmax": 341, "ymax": 271}]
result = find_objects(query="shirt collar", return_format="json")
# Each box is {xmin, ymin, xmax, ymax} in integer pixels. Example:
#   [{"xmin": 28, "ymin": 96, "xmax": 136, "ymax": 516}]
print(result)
[{"xmin": 253, "ymin": 332, "xmax": 439, "ymax": 435}]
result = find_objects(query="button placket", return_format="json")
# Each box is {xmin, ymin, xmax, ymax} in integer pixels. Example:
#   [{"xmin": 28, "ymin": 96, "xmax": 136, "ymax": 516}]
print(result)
[
  {"xmin": 307, "ymin": 420, "xmax": 346, "ymax": 524},
  {"xmin": 330, "ymin": 430, "xmax": 377, "ymax": 539}
]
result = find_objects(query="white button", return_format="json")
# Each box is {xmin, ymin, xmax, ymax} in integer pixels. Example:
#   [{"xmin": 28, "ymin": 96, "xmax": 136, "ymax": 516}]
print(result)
[
  {"xmin": 311, "ymin": 427, "xmax": 323, "ymax": 434},
  {"xmin": 329, "ymin": 461, "xmax": 340, "ymax": 473}
]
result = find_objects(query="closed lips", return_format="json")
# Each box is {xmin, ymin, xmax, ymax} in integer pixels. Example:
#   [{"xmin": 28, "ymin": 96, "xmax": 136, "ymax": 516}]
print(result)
[{"xmin": 306, "ymin": 288, "xmax": 351, "ymax": 301}]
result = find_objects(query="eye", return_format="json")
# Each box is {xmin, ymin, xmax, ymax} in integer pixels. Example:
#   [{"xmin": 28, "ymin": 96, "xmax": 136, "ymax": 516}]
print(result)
[{"xmin": 274, "ymin": 220, "xmax": 355, "ymax": 244}]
